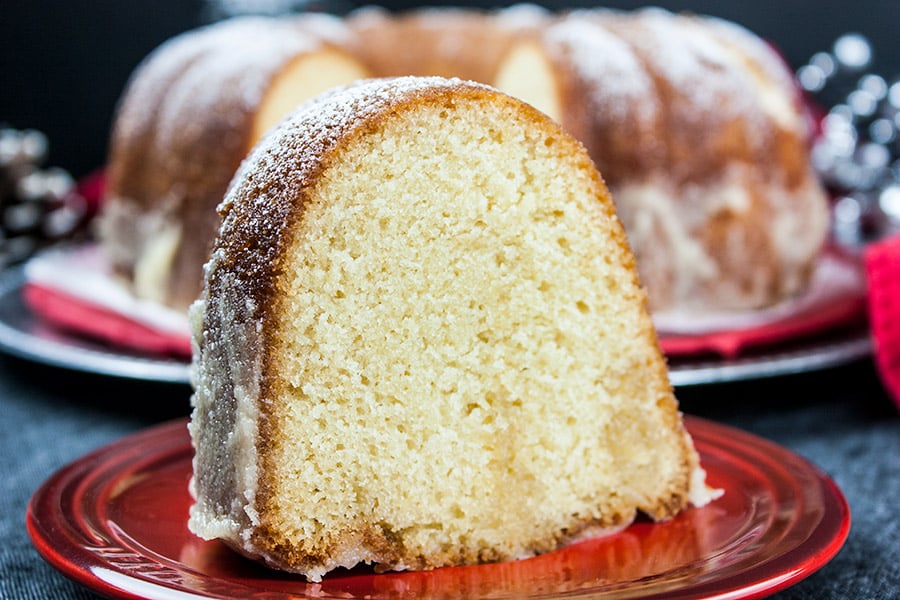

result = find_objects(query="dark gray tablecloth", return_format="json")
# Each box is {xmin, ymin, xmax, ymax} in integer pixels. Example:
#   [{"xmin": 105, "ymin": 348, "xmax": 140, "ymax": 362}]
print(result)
[{"xmin": 1, "ymin": 353, "xmax": 898, "ymax": 599}]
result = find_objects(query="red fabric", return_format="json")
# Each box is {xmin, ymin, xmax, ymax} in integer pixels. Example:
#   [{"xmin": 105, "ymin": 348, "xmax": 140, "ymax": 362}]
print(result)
[
  {"xmin": 75, "ymin": 169, "xmax": 105, "ymax": 217},
  {"xmin": 23, "ymin": 283, "xmax": 192, "ymax": 358},
  {"xmin": 659, "ymin": 293, "xmax": 867, "ymax": 358},
  {"xmin": 865, "ymin": 236, "xmax": 900, "ymax": 409}
]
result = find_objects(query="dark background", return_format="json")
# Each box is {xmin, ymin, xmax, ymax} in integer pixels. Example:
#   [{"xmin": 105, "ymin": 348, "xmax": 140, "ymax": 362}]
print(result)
[{"xmin": 3, "ymin": 0, "xmax": 900, "ymax": 179}]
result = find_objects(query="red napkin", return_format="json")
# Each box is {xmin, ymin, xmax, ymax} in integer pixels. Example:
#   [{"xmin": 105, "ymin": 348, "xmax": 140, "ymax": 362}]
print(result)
[
  {"xmin": 658, "ymin": 249, "xmax": 867, "ymax": 358},
  {"xmin": 21, "ymin": 242, "xmax": 193, "ymax": 359},
  {"xmin": 864, "ymin": 235, "xmax": 900, "ymax": 409},
  {"xmin": 659, "ymin": 292, "xmax": 866, "ymax": 358},
  {"xmin": 23, "ymin": 282, "xmax": 192, "ymax": 357}
]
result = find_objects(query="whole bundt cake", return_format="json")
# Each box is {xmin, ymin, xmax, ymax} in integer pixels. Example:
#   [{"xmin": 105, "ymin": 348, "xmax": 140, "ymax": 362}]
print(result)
[
  {"xmin": 97, "ymin": 6, "xmax": 829, "ymax": 317},
  {"xmin": 187, "ymin": 76, "xmax": 718, "ymax": 580}
]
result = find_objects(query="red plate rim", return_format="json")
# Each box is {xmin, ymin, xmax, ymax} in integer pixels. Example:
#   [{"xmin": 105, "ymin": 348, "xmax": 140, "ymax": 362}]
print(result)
[{"xmin": 26, "ymin": 416, "xmax": 850, "ymax": 600}]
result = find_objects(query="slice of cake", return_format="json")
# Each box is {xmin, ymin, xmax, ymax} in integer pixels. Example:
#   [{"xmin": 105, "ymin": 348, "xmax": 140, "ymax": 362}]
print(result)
[{"xmin": 188, "ymin": 76, "xmax": 718, "ymax": 581}]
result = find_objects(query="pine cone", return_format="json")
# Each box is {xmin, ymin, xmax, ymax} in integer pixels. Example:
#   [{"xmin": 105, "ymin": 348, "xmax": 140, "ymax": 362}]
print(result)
[{"xmin": 0, "ymin": 126, "xmax": 88, "ymax": 267}]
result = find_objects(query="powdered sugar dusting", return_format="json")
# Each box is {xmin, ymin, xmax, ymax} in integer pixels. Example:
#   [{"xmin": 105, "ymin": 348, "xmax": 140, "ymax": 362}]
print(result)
[
  {"xmin": 112, "ymin": 14, "xmax": 361, "ymax": 190},
  {"xmin": 114, "ymin": 17, "xmax": 298, "ymax": 147},
  {"xmin": 152, "ymin": 19, "xmax": 326, "ymax": 160},
  {"xmin": 545, "ymin": 17, "xmax": 657, "ymax": 123},
  {"xmin": 494, "ymin": 3, "xmax": 550, "ymax": 30},
  {"xmin": 229, "ymin": 76, "xmax": 489, "ymax": 209},
  {"xmin": 698, "ymin": 15, "xmax": 807, "ymax": 133},
  {"xmin": 289, "ymin": 12, "xmax": 353, "ymax": 45},
  {"xmin": 601, "ymin": 7, "xmax": 766, "ymax": 130},
  {"xmin": 701, "ymin": 16, "xmax": 798, "ymax": 93},
  {"xmin": 104, "ymin": 8, "xmax": 823, "ymax": 319}
]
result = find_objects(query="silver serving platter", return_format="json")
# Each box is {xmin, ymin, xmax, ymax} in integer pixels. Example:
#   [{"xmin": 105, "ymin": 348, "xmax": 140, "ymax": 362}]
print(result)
[
  {"xmin": 0, "ymin": 265, "xmax": 872, "ymax": 386},
  {"xmin": 0, "ymin": 266, "xmax": 191, "ymax": 383},
  {"xmin": 666, "ymin": 329, "xmax": 871, "ymax": 386}
]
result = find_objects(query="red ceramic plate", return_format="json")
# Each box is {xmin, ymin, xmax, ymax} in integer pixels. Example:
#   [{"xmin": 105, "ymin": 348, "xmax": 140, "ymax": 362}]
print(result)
[{"xmin": 27, "ymin": 417, "xmax": 849, "ymax": 600}]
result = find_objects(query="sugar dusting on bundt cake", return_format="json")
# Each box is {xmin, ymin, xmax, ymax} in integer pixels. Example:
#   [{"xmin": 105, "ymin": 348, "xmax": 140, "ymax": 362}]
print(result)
[
  {"xmin": 187, "ymin": 76, "xmax": 719, "ymax": 581},
  {"xmin": 345, "ymin": 4, "xmax": 548, "ymax": 83},
  {"xmin": 97, "ymin": 15, "xmax": 370, "ymax": 310},
  {"xmin": 494, "ymin": 7, "xmax": 830, "ymax": 313}
]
